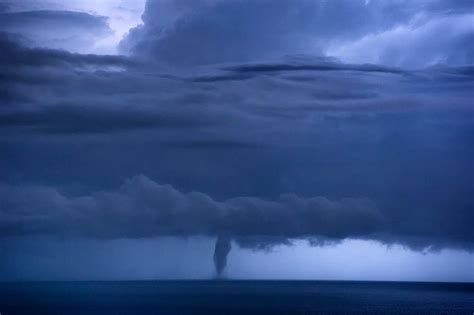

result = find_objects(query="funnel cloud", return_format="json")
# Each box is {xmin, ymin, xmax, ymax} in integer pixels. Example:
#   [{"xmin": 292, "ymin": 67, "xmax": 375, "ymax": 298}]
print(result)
[{"xmin": 213, "ymin": 236, "xmax": 232, "ymax": 277}]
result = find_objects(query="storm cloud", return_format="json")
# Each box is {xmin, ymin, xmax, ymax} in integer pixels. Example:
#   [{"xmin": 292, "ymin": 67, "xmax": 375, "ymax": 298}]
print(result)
[
  {"xmin": 0, "ymin": 175, "xmax": 382, "ymax": 239},
  {"xmin": 122, "ymin": 0, "xmax": 473, "ymax": 67},
  {"xmin": 1, "ymin": 174, "xmax": 472, "ymax": 274},
  {"xmin": 0, "ymin": 0, "xmax": 473, "ymax": 279}
]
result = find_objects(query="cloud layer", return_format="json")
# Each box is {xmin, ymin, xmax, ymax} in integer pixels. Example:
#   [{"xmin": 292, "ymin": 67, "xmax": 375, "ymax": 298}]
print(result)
[
  {"xmin": 0, "ymin": 175, "xmax": 383, "ymax": 240},
  {"xmin": 1, "ymin": 175, "xmax": 472, "ymax": 251}
]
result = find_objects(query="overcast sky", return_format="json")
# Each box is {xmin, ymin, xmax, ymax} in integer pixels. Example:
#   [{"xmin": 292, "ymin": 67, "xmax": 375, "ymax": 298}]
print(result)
[{"xmin": 0, "ymin": 0, "xmax": 473, "ymax": 281}]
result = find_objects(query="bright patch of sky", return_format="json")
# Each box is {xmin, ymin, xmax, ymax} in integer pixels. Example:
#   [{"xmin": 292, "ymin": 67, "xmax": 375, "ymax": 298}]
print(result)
[
  {"xmin": 3, "ymin": 0, "xmax": 146, "ymax": 54},
  {"xmin": 2, "ymin": 237, "xmax": 472, "ymax": 282}
]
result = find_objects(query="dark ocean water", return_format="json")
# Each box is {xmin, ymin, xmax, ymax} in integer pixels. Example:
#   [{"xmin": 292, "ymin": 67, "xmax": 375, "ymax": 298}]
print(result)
[{"xmin": 0, "ymin": 281, "xmax": 473, "ymax": 315}]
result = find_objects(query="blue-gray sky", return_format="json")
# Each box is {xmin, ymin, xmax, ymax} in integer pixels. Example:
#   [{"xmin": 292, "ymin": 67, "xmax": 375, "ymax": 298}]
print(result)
[{"xmin": 0, "ymin": 0, "xmax": 473, "ymax": 281}]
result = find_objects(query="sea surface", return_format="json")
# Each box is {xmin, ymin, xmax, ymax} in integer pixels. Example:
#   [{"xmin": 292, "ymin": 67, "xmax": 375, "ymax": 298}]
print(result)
[{"xmin": 0, "ymin": 280, "xmax": 473, "ymax": 315}]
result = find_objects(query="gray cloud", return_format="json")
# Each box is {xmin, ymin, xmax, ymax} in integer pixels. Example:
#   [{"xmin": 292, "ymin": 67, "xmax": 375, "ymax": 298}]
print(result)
[
  {"xmin": 0, "ymin": 10, "xmax": 113, "ymax": 53},
  {"xmin": 1, "ymin": 174, "xmax": 472, "ymax": 275},
  {"xmin": 0, "ymin": 174, "xmax": 383, "ymax": 274},
  {"xmin": 0, "ymin": 105, "xmax": 222, "ymax": 134},
  {"xmin": 0, "ymin": 33, "xmax": 132, "ymax": 69},
  {"xmin": 0, "ymin": 175, "xmax": 384, "ymax": 240},
  {"xmin": 328, "ymin": 13, "xmax": 474, "ymax": 68},
  {"xmin": 221, "ymin": 58, "xmax": 405, "ymax": 75},
  {"xmin": 0, "ymin": 39, "xmax": 472, "ymax": 203},
  {"xmin": 122, "ymin": 0, "xmax": 473, "ymax": 68}
]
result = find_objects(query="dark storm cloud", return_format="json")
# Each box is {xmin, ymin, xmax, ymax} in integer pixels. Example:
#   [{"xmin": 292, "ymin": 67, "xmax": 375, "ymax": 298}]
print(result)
[
  {"xmin": 188, "ymin": 58, "xmax": 405, "ymax": 83},
  {"xmin": 0, "ymin": 105, "xmax": 221, "ymax": 134},
  {"xmin": 0, "ymin": 2, "xmax": 473, "ymax": 277},
  {"xmin": 0, "ymin": 175, "xmax": 382, "ymax": 240},
  {"xmin": 190, "ymin": 73, "xmax": 254, "ymax": 83},
  {"xmin": 1, "ymin": 39, "xmax": 470, "ymax": 129},
  {"xmin": 0, "ymin": 175, "xmax": 472, "ymax": 251},
  {"xmin": 0, "ymin": 9, "xmax": 113, "ymax": 52},
  {"xmin": 0, "ymin": 34, "xmax": 132, "ymax": 68},
  {"xmin": 122, "ymin": 0, "xmax": 380, "ymax": 65},
  {"xmin": 0, "ymin": 175, "xmax": 375, "ymax": 242},
  {"xmin": 222, "ymin": 60, "xmax": 405, "ymax": 75},
  {"xmin": 122, "ymin": 0, "xmax": 473, "ymax": 68}
]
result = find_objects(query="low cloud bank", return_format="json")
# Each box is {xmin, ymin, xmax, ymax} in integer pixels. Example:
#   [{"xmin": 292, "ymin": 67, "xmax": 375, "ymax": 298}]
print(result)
[
  {"xmin": 1, "ymin": 175, "xmax": 472, "ymax": 275},
  {"xmin": 0, "ymin": 175, "xmax": 383, "ymax": 240}
]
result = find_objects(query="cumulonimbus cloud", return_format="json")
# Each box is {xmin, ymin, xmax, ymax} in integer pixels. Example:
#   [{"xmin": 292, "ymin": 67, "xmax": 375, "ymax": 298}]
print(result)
[{"xmin": 122, "ymin": 0, "xmax": 473, "ymax": 67}]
